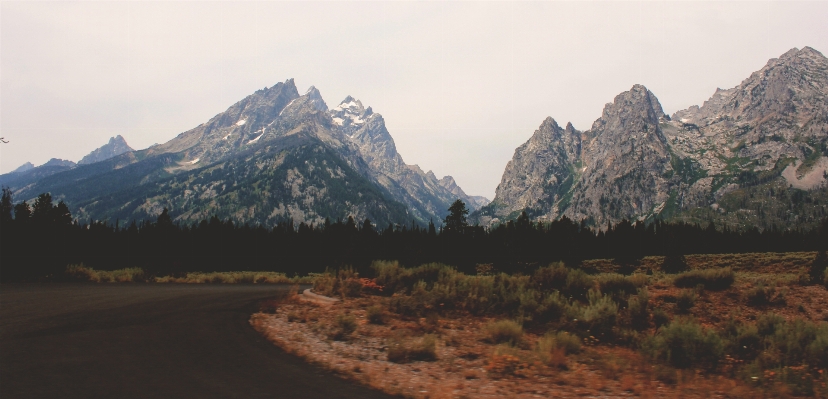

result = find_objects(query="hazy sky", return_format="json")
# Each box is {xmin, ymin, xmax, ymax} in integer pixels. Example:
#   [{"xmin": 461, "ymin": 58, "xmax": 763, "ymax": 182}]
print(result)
[{"xmin": 1, "ymin": 1, "xmax": 827, "ymax": 198}]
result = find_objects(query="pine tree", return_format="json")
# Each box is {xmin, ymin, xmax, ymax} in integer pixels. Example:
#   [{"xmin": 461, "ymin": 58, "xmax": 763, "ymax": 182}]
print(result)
[
  {"xmin": 14, "ymin": 201, "xmax": 31, "ymax": 223},
  {"xmin": 31, "ymin": 193, "xmax": 53, "ymax": 224},
  {"xmin": 444, "ymin": 199, "xmax": 468, "ymax": 234},
  {"xmin": 0, "ymin": 187, "xmax": 13, "ymax": 225}
]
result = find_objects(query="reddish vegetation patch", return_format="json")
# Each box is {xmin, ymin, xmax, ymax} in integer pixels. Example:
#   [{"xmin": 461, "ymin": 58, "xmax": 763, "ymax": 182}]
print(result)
[{"xmin": 252, "ymin": 295, "xmax": 761, "ymax": 399}]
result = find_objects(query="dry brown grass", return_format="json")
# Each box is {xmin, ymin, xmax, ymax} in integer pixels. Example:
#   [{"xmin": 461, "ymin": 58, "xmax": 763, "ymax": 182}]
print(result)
[
  {"xmin": 66, "ymin": 264, "xmax": 147, "ymax": 282},
  {"xmin": 154, "ymin": 271, "xmax": 315, "ymax": 284},
  {"xmin": 66, "ymin": 264, "xmax": 317, "ymax": 284}
]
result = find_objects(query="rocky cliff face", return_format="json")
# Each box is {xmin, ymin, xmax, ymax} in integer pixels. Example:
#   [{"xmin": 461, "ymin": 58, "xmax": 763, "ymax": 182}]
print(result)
[
  {"xmin": 331, "ymin": 96, "xmax": 485, "ymax": 221},
  {"xmin": 480, "ymin": 47, "xmax": 828, "ymax": 230},
  {"xmin": 484, "ymin": 118, "xmax": 581, "ymax": 223},
  {"xmin": 78, "ymin": 135, "xmax": 134, "ymax": 165},
  {"xmin": 566, "ymin": 85, "xmax": 673, "ymax": 227}
]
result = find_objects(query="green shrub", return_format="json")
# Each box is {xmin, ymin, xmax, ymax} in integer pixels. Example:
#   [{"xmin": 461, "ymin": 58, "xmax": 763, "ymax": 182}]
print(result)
[
  {"xmin": 597, "ymin": 273, "xmax": 638, "ymax": 300},
  {"xmin": 661, "ymin": 254, "xmax": 689, "ymax": 274},
  {"xmin": 387, "ymin": 334, "xmax": 438, "ymax": 363},
  {"xmin": 366, "ymin": 305, "xmax": 385, "ymax": 324},
  {"xmin": 484, "ymin": 319, "xmax": 524, "ymax": 346},
  {"xmin": 756, "ymin": 313, "xmax": 785, "ymax": 337},
  {"xmin": 768, "ymin": 318, "xmax": 828, "ymax": 369},
  {"xmin": 824, "ymin": 267, "xmax": 828, "ymax": 289},
  {"xmin": 806, "ymin": 324, "xmax": 828, "ymax": 369},
  {"xmin": 644, "ymin": 318, "xmax": 724, "ymax": 370},
  {"xmin": 674, "ymin": 267, "xmax": 734, "ymax": 291},
  {"xmin": 676, "ymin": 289, "xmax": 696, "ymax": 313},
  {"xmin": 721, "ymin": 318, "xmax": 762, "ymax": 361},
  {"xmin": 533, "ymin": 262, "xmax": 570, "ymax": 291},
  {"xmin": 538, "ymin": 331, "xmax": 581, "ymax": 355},
  {"xmin": 574, "ymin": 290, "xmax": 618, "ymax": 338},
  {"xmin": 746, "ymin": 283, "xmax": 786, "ymax": 307},
  {"xmin": 563, "ymin": 268, "xmax": 595, "ymax": 300},
  {"xmin": 810, "ymin": 250, "xmax": 828, "ymax": 284},
  {"xmin": 653, "ymin": 308, "xmax": 670, "ymax": 329},
  {"xmin": 372, "ymin": 260, "xmax": 408, "ymax": 294},
  {"xmin": 330, "ymin": 314, "xmax": 358, "ymax": 340},
  {"xmin": 533, "ymin": 291, "xmax": 568, "ymax": 324},
  {"xmin": 627, "ymin": 288, "xmax": 650, "ymax": 330}
]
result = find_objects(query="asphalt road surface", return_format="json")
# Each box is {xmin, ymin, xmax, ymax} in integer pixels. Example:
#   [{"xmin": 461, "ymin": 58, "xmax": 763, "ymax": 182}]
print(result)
[{"xmin": 1, "ymin": 284, "xmax": 396, "ymax": 399}]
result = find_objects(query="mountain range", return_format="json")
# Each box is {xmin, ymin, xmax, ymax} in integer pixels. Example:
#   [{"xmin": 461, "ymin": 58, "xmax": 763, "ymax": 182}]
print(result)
[
  {"xmin": 0, "ymin": 81, "xmax": 484, "ymax": 228},
  {"xmin": 2, "ymin": 47, "xmax": 825, "ymax": 231},
  {"xmin": 475, "ymin": 47, "xmax": 828, "ymax": 231}
]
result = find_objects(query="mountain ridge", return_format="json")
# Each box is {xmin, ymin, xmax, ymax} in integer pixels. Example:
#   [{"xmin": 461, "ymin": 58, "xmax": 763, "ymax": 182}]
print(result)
[
  {"xmin": 477, "ymin": 47, "xmax": 828, "ymax": 230},
  {"xmin": 1, "ymin": 79, "xmax": 481, "ymax": 228}
]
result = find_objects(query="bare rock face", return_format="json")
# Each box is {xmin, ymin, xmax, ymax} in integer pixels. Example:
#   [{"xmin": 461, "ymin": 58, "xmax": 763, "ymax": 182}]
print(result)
[
  {"xmin": 566, "ymin": 85, "xmax": 672, "ymax": 227},
  {"xmin": 330, "ymin": 96, "xmax": 484, "ymax": 221},
  {"xmin": 670, "ymin": 46, "xmax": 828, "ymax": 178},
  {"xmin": 490, "ymin": 118, "xmax": 581, "ymax": 221},
  {"xmin": 144, "ymin": 79, "xmax": 302, "ymax": 168},
  {"xmin": 79, "ymin": 135, "xmax": 134, "ymax": 165},
  {"xmin": 481, "ymin": 47, "xmax": 828, "ymax": 230}
]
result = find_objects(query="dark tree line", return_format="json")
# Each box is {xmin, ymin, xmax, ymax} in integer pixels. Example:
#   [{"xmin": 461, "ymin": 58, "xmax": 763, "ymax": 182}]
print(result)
[{"xmin": 1, "ymin": 193, "xmax": 826, "ymax": 282}]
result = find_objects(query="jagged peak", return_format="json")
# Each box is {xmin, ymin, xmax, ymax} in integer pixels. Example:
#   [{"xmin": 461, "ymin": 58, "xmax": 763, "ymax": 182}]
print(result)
[
  {"xmin": 627, "ymin": 84, "xmax": 665, "ymax": 114},
  {"xmin": 780, "ymin": 47, "xmax": 800, "ymax": 59},
  {"xmin": 11, "ymin": 162, "xmax": 34, "ymax": 173},
  {"xmin": 336, "ymin": 96, "xmax": 365, "ymax": 111},
  {"xmin": 800, "ymin": 46, "xmax": 824, "ymax": 57},
  {"xmin": 439, "ymin": 175, "xmax": 457, "ymax": 186},
  {"xmin": 565, "ymin": 122, "xmax": 577, "ymax": 133},
  {"xmin": 630, "ymin": 83, "xmax": 650, "ymax": 93},
  {"xmin": 42, "ymin": 158, "xmax": 76, "ymax": 168},
  {"xmin": 540, "ymin": 117, "xmax": 561, "ymax": 130},
  {"xmin": 302, "ymin": 86, "xmax": 328, "ymax": 111}
]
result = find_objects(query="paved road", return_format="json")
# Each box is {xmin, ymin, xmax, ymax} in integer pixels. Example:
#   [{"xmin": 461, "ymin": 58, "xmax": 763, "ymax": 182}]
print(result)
[{"xmin": 1, "ymin": 284, "xmax": 396, "ymax": 399}]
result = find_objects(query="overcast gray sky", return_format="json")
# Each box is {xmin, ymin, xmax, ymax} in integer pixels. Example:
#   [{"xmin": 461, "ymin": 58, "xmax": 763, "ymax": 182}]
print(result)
[{"xmin": 1, "ymin": 1, "xmax": 826, "ymax": 199}]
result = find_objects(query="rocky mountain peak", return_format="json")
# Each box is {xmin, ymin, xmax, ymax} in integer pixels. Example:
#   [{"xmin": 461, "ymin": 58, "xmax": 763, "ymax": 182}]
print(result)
[
  {"xmin": 11, "ymin": 162, "xmax": 34, "ymax": 174},
  {"xmin": 304, "ymin": 86, "xmax": 329, "ymax": 111},
  {"xmin": 144, "ymin": 78, "xmax": 299, "ymax": 161},
  {"xmin": 79, "ymin": 135, "xmax": 134, "ymax": 165},
  {"xmin": 677, "ymin": 47, "xmax": 827, "ymax": 128},
  {"xmin": 331, "ymin": 96, "xmax": 375, "ymax": 135},
  {"xmin": 42, "ymin": 158, "xmax": 76, "ymax": 168},
  {"xmin": 438, "ymin": 175, "xmax": 457, "ymax": 189},
  {"xmin": 589, "ymin": 84, "xmax": 668, "ymax": 143}
]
